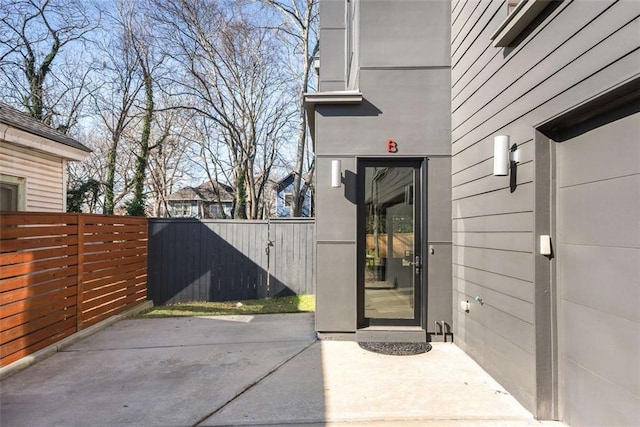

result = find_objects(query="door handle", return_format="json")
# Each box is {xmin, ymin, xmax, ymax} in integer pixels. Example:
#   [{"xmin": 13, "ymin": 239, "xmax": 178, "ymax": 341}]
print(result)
[{"xmin": 410, "ymin": 256, "xmax": 422, "ymax": 269}]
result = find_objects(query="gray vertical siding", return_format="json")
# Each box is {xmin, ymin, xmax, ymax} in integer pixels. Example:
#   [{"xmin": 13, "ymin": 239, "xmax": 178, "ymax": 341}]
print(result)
[
  {"xmin": 147, "ymin": 219, "xmax": 315, "ymax": 305},
  {"xmin": 451, "ymin": 0, "xmax": 640, "ymax": 415}
]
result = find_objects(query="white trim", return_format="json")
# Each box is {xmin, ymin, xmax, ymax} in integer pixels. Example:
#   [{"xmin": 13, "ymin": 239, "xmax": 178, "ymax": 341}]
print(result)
[
  {"xmin": 62, "ymin": 159, "xmax": 68, "ymax": 212},
  {"xmin": 304, "ymin": 90, "xmax": 364, "ymax": 146},
  {"xmin": 1, "ymin": 123, "xmax": 90, "ymax": 161},
  {"xmin": 0, "ymin": 173, "xmax": 26, "ymax": 211},
  {"xmin": 490, "ymin": 0, "xmax": 552, "ymax": 47},
  {"xmin": 304, "ymin": 90, "xmax": 363, "ymax": 105}
]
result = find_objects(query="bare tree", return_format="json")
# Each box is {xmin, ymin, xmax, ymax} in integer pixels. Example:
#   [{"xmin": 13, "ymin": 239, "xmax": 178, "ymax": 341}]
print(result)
[
  {"xmin": 122, "ymin": 1, "xmax": 156, "ymax": 216},
  {"xmin": 92, "ymin": 9, "xmax": 145, "ymax": 214},
  {"xmin": 0, "ymin": 0, "xmax": 99, "ymax": 129},
  {"xmin": 256, "ymin": 0, "xmax": 318, "ymax": 217},
  {"xmin": 146, "ymin": 103, "xmax": 194, "ymax": 217},
  {"xmin": 153, "ymin": 0, "xmax": 294, "ymax": 219}
]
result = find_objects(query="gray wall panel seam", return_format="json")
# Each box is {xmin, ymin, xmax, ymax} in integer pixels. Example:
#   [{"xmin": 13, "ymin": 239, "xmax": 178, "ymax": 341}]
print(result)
[
  {"xmin": 452, "ymin": 262, "xmax": 534, "ymax": 281},
  {"xmin": 453, "ymin": 277, "xmax": 534, "ymax": 304},
  {"xmin": 452, "ymin": 185, "xmax": 534, "ymax": 202}
]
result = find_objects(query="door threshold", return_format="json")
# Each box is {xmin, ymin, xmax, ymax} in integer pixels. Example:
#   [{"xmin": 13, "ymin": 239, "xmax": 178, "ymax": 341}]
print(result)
[{"xmin": 356, "ymin": 326, "xmax": 426, "ymax": 343}]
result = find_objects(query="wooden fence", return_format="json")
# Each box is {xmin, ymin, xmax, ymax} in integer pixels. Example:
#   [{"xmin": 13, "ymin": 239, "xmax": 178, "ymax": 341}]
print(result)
[
  {"xmin": 0, "ymin": 213, "xmax": 147, "ymax": 367},
  {"xmin": 148, "ymin": 218, "xmax": 315, "ymax": 305}
]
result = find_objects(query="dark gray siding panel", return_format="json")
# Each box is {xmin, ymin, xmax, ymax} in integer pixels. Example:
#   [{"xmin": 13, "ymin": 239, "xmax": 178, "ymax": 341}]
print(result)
[
  {"xmin": 452, "ymin": 0, "xmax": 640, "ymax": 416},
  {"xmin": 453, "ymin": 306, "xmax": 536, "ymax": 411},
  {"xmin": 454, "ymin": 264, "xmax": 533, "ymax": 303},
  {"xmin": 360, "ymin": 0, "xmax": 451, "ymax": 68},
  {"xmin": 453, "ymin": 184, "xmax": 531, "ymax": 219},
  {"xmin": 319, "ymin": 29, "xmax": 346, "ymax": 86},
  {"xmin": 315, "ymin": 242, "xmax": 357, "ymax": 332},
  {"xmin": 451, "ymin": 1, "xmax": 483, "ymax": 47},
  {"xmin": 453, "ymin": 231, "xmax": 532, "ymax": 253},
  {"xmin": 320, "ymin": 0, "xmax": 344, "ymax": 28},
  {"xmin": 560, "ymin": 354, "xmax": 640, "ymax": 426},
  {"xmin": 451, "ymin": 1, "xmax": 500, "ymax": 66},
  {"xmin": 427, "ymin": 157, "xmax": 453, "ymax": 330},
  {"xmin": 316, "ymin": 156, "xmax": 357, "ymax": 242},
  {"xmin": 559, "ymin": 176, "xmax": 639, "ymax": 247},
  {"xmin": 316, "ymin": 68, "xmax": 452, "ymax": 156},
  {"xmin": 453, "ymin": 211, "xmax": 533, "ymax": 232}
]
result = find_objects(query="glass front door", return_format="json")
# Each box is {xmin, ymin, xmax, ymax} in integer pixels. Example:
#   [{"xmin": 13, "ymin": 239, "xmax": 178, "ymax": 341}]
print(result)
[{"xmin": 358, "ymin": 160, "xmax": 422, "ymax": 326}]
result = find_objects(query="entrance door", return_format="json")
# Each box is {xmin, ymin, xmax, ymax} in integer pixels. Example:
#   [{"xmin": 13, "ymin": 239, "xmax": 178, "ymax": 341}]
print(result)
[{"xmin": 358, "ymin": 159, "xmax": 423, "ymax": 326}]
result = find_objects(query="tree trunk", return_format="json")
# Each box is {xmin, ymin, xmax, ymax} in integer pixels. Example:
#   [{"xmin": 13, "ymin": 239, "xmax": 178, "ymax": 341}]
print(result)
[
  {"xmin": 127, "ymin": 71, "xmax": 154, "ymax": 216},
  {"xmin": 104, "ymin": 141, "xmax": 118, "ymax": 214}
]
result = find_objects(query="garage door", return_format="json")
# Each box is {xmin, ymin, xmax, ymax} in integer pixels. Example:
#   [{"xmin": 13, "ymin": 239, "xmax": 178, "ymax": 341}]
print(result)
[{"xmin": 555, "ymin": 111, "xmax": 639, "ymax": 426}]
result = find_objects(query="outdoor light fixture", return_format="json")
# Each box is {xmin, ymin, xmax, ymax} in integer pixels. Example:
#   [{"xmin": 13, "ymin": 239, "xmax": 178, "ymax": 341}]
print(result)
[
  {"xmin": 331, "ymin": 160, "xmax": 342, "ymax": 188},
  {"xmin": 493, "ymin": 135, "xmax": 521, "ymax": 176}
]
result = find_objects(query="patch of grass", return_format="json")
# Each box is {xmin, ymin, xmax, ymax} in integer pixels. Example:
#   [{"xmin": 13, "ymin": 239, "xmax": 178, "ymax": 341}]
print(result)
[{"xmin": 137, "ymin": 295, "xmax": 315, "ymax": 318}]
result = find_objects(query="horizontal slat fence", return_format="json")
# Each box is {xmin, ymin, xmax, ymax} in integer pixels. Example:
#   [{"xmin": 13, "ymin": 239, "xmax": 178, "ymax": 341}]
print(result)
[
  {"xmin": 148, "ymin": 219, "xmax": 315, "ymax": 305},
  {"xmin": 0, "ymin": 213, "xmax": 148, "ymax": 367},
  {"xmin": 79, "ymin": 216, "xmax": 147, "ymax": 328}
]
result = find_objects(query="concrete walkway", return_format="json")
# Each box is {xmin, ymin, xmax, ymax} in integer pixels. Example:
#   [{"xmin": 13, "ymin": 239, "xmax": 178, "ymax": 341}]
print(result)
[{"xmin": 0, "ymin": 313, "xmax": 564, "ymax": 426}]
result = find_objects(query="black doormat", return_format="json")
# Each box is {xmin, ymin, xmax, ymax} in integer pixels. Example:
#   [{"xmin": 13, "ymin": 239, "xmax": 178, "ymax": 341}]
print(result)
[{"xmin": 358, "ymin": 342, "xmax": 432, "ymax": 355}]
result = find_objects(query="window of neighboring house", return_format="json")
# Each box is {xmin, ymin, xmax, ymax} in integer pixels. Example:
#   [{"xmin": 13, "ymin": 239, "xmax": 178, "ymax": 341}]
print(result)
[
  {"xmin": 284, "ymin": 192, "xmax": 294, "ymax": 216},
  {"xmin": 0, "ymin": 175, "xmax": 26, "ymax": 211},
  {"xmin": 170, "ymin": 201, "xmax": 194, "ymax": 217},
  {"xmin": 210, "ymin": 203, "xmax": 222, "ymax": 218}
]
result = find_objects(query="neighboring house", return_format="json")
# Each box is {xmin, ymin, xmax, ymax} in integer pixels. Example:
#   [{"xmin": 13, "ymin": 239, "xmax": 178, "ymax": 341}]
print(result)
[
  {"xmin": 307, "ymin": 0, "xmax": 639, "ymax": 426},
  {"xmin": 166, "ymin": 181, "xmax": 234, "ymax": 219},
  {"xmin": 0, "ymin": 103, "xmax": 91, "ymax": 212},
  {"xmin": 273, "ymin": 173, "xmax": 312, "ymax": 218}
]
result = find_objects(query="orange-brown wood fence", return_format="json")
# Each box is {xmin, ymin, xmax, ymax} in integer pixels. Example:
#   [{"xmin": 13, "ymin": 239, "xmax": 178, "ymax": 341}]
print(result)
[{"xmin": 1, "ymin": 213, "xmax": 148, "ymax": 367}]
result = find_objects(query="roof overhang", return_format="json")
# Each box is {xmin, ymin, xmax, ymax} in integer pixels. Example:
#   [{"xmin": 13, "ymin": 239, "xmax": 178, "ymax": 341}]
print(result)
[
  {"xmin": 1, "ymin": 122, "xmax": 91, "ymax": 161},
  {"xmin": 304, "ymin": 90, "xmax": 363, "ymax": 147}
]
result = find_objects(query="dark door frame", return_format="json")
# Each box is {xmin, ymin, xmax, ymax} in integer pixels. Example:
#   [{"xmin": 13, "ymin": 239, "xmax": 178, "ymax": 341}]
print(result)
[{"xmin": 356, "ymin": 157, "xmax": 427, "ymax": 328}]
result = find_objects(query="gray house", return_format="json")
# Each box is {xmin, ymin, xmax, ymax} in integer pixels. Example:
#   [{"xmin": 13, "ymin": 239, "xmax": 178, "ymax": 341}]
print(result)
[{"xmin": 307, "ymin": 0, "xmax": 639, "ymax": 425}]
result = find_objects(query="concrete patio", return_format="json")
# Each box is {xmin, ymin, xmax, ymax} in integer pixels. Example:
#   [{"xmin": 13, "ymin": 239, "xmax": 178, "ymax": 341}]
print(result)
[{"xmin": 0, "ymin": 313, "xmax": 565, "ymax": 426}]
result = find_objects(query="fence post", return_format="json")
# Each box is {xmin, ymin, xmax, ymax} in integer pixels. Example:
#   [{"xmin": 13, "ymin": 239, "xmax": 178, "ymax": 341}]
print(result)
[{"xmin": 76, "ymin": 214, "xmax": 85, "ymax": 331}]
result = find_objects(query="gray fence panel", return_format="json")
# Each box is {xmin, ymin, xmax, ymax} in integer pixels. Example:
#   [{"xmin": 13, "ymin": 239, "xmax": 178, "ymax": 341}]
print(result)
[{"xmin": 148, "ymin": 218, "xmax": 315, "ymax": 305}]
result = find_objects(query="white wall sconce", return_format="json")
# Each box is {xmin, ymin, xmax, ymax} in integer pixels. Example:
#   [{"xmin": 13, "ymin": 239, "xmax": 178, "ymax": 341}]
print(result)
[
  {"xmin": 539, "ymin": 235, "xmax": 552, "ymax": 256},
  {"xmin": 331, "ymin": 160, "xmax": 342, "ymax": 188},
  {"xmin": 493, "ymin": 135, "xmax": 521, "ymax": 176}
]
